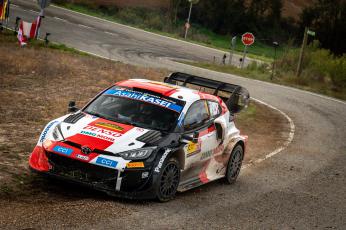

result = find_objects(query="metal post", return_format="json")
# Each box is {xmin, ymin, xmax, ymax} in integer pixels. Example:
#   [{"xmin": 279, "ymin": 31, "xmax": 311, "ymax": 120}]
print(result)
[
  {"xmin": 271, "ymin": 41, "xmax": 278, "ymax": 80},
  {"xmin": 241, "ymin": 45, "xmax": 247, "ymax": 68},
  {"xmin": 229, "ymin": 36, "xmax": 236, "ymax": 65},
  {"xmin": 184, "ymin": 2, "xmax": 193, "ymax": 39},
  {"xmin": 14, "ymin": 16, "xmax": 20, "ymax": 35},
  {"xmin": 296, "ymin": 27, "xmax": 308, "ymax": 78}
]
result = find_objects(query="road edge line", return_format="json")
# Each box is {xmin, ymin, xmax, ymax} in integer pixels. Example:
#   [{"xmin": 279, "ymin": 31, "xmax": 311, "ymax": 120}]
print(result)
[{"xmin": 241, "ymin": 98, "xmax": 295, "ymax": 169}]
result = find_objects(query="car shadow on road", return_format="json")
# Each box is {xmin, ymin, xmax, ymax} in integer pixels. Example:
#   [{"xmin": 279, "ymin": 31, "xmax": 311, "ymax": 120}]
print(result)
[{"xmin": 2, "ymin": 172, "xmax": 237, "ymax": 205}]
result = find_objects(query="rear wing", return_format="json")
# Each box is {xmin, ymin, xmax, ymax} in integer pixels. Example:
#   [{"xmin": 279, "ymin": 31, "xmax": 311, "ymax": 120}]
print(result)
[{"xmin": 164, "ymin": 72, "xmax": 250, "ymax": 113}]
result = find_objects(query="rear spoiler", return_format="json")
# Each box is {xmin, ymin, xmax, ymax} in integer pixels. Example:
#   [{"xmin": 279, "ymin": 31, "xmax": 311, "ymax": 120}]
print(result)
[{"xmin": 164, "ymin": 72, "xmax": 250, "ymax": 113}]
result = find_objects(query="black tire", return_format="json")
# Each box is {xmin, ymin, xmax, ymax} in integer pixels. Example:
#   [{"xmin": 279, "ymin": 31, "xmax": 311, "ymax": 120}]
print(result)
[
  {"xmin": 156, "ymin": 158, "xmax": 180, "ymax": 202},
  {"xmin": 225, "ymin": 145, "xmax": 244, "ymax": 184}
]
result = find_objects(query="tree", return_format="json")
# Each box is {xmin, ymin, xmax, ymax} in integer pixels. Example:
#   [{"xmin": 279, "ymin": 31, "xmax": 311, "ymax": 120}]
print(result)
[{"xmin": 301, "ymin": 0, "xmax": 346, "ymax": 55}]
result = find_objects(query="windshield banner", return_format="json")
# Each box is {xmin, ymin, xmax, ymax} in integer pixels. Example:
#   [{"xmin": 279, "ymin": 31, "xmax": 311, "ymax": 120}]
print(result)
[{"xmin": 104, "ymin": 89, "xmax": 183, "ymax": 112}]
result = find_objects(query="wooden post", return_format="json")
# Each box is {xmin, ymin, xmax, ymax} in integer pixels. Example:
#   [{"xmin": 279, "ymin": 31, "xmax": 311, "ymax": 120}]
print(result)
[{"xmin": 296, "ymin": 27, "xmax": 308, "ymax": 77}]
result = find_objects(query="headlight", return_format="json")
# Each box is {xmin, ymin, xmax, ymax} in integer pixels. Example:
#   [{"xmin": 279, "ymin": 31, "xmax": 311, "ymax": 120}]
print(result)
[
  {"xmin": 52, "ymin": 123, "xmax": 65, "ymax": 141},
  {"xmin": 118, "ymin": 147, "xmax": 156, "ymax": 160}
]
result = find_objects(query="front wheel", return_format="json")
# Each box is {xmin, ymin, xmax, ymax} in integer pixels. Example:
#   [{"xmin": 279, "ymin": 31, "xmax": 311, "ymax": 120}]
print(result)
[
  {"xmin": 225, "ymin": 145, "xmax": 244, "ymax": 184},
  {"xmin": 155, "ymin": 158, "xmax": 180, "ymax": 202}
]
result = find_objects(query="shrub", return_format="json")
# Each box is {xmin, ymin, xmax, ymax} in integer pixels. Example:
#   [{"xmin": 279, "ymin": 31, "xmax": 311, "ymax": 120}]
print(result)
[{"xmin": 275, "ymin": 40, "xmax": 346, "ymax": 93}]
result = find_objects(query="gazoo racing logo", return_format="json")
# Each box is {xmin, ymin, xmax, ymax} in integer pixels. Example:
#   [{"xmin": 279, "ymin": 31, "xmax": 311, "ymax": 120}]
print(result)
[
  {"xmin": 80, "ymin": 125, "xmax": 122, "ymax": 142},
  {"xmin": 154, "ymin": 149, "xmax": 170, "ymax": 173}
]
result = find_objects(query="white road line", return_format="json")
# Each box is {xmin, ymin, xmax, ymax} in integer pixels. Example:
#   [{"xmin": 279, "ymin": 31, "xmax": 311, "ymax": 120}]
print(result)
[
  {"xmin": 241, "ymin": 98, "xmax": 295, "ymax": 170},
  {"xmin": 104, "ymin": 31, "xmax": 116, "ymax": 36},
  {"xmin": 78, "ymin": 24, "xmax": 92, "ymax": 29},
  {"xmin": 29, "ymin": 9, "xmax": 39, "ymax": 14},
  {"xmin": 53, "ymin": 16, "xmax": 67, "ymax": 22}
]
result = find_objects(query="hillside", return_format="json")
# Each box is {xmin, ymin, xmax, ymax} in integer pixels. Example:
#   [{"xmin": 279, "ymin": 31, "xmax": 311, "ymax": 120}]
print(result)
[{"xmin": 282, "ymin": 0, "xmax": 315, "ymax": 20}]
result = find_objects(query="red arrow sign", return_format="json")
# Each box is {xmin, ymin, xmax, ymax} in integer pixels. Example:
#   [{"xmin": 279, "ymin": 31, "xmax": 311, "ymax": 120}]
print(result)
[{"xmin": 242, "ymin": 32, "xmax": 255, "ymax": 46}]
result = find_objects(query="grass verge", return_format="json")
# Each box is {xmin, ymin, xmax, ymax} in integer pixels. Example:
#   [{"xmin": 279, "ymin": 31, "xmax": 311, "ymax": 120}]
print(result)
[{"xmin": 180, "ymin": 60, "xmax": 346, "ymax": 101}]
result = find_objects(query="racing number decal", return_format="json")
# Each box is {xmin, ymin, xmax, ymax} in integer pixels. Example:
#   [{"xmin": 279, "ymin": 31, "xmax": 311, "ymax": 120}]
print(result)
[{"xmin": 186, "ymin": 141, "xmax": 201, "ymax": 157}]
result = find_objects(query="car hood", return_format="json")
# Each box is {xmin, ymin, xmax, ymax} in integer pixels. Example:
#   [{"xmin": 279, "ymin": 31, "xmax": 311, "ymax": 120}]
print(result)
[{"xmin": 57, "ymin": 112, "xmax": 159, "ymax": 153}]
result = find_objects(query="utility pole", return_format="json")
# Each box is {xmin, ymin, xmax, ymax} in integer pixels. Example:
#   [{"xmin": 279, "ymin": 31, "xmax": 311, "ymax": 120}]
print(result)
[
  {"xmin": 184, "ymin": 0, "xmax": 199, "ymax": 39},
  {"xmin": 296, "ymin": 27, "xmax": 308, "ymax": 78}
]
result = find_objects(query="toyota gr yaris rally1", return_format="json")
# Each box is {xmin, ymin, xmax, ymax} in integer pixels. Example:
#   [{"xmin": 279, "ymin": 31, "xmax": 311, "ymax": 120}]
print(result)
[{"xmin": 29, "ymin": 72, "xmax": 250, "ymax": 201}]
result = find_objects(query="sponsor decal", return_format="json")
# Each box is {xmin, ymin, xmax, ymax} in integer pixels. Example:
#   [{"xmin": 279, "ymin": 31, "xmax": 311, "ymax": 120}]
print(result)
[
  {"xmin": 53, "ymin": 145, "xmax": 73, "ymax": 156},
  {"xmin": 200, "ymin": 144, "xmax": 225, "ymax": 160},
  {"xmin": 104, "ymin": 89, "xmax": 183, "ymax": 113},
  {"xmin": 83, "ymin": 125, "xmax": 122, "ymax": 137},
  {"xmin": 154, "ymin": 149, "xmax": 170, "ymax": 173},
  {"xmin": 80, "ymin": 130, "xmax": 115, "ymax": 142},
  {"xmin": 95, "ymin": 122, "xmax": 124, "ymax": 132},
  {"xmin": 200, "ymin": 150, "xmax": 212, "ymax": 160},
  {"xmin": 126, "ymin": 162, "xmax": 145, "ymax": 168},
  {"xmin": 80, "ymin": 130, "xmax": 97, "ymax": 137},
  {"xmin": 39, "ymin": 121, "xmax": 59, "ymax": 142},
  {"xmin": 95, "ymin": 157, "xmax": 118, "ymax": 168},
  {"xmin": 80, "ymin": 125, "xmax": 124, "ymax": 142},
  {"xmin": 186, "ymin": 141, "xmax": 201, "ymax": 157},
  {"xmin": 76, "ymin": 154, "xmax": 89, "ymax": 161}
]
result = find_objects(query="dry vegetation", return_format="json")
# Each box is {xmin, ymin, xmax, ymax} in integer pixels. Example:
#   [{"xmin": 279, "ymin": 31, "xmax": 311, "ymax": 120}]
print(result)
[{"xmin": 0, "ymin": 32, "xmax": 288, "ymax": 198}]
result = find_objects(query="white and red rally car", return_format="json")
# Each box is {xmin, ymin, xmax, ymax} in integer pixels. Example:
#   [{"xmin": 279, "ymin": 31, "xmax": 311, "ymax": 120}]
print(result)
[{"xmin": 29, "ymin": 72, "xmax": 249, "ymax": 201}]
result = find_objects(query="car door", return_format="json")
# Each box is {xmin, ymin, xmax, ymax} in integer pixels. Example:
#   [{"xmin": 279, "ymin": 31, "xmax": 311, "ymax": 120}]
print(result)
[{"xmin": 180, "ymin": 100, "xmax": 220, "ymax": 183}]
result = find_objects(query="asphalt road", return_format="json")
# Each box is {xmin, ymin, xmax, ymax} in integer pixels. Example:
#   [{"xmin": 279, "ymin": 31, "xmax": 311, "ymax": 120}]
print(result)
[{"xmin": 2, "ymin": 0, "xmax": 346, "ymax": 229}]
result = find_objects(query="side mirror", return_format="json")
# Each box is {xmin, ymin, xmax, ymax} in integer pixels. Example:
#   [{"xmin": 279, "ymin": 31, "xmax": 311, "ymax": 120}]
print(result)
[
  {"xmin": 214, "ymin": 117, "xmax": 226, "ymax": 142},
  {"xmin": 68, "ymin": 101, "xmax": 79, "ymax": 113},
  {"xmin": 181, "ymin": 131, "xmax": 199, "ymax": 143},
  {"xmin": 226, "ymin": 87, "xmax": 250, "ymax": 114}
]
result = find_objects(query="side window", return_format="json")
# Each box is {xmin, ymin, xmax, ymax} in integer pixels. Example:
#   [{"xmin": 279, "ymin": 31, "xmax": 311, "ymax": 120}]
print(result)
[
  {"xmin": 208, "ymin": 101, "xmax": 221, "ymax": 119},
  {"xmin": 184, "ymin": 100, "xmax": 210, "ymax": 131}
]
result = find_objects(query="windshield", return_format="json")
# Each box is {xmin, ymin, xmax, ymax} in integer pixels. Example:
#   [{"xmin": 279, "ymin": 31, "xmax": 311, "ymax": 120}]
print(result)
[{"xmin": 83, "ymin": 87, "xmax": 184, "ymax": 132}]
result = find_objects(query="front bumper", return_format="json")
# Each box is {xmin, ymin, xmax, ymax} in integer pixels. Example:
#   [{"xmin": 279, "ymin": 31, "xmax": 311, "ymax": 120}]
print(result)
[{"xmin": 29, "ymin": 147, "xmax": 159, "ymax": 199}]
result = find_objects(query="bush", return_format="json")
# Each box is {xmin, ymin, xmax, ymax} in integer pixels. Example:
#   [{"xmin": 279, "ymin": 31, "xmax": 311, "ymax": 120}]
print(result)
[{"xmin": 276, "ymin": 40, "xmax": 346, "ymax": 93}]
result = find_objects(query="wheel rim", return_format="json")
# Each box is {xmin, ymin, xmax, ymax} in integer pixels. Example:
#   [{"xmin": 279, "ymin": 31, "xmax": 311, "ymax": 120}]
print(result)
[
  {"xmin": 159, "ymin": 162, "xmax": 180, "ymax": 198},
  {"xmin": 228, "ymin": 149, "xmax": 242, "ymax": 179}
]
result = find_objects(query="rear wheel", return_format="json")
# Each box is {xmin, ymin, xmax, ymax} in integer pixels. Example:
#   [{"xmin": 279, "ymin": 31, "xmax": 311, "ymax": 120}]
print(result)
[
  {"xmin": 156, "ymin": 158, "xmax": 180, "ymax": 202},
  {"xmin": 225, "ymin": 145, "xmax": 244, "ymax": 184}
]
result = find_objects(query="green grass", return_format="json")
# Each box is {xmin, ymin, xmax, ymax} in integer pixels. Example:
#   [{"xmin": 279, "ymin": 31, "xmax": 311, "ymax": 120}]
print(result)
[
  {"xmin": 53, "ymin": 2, "xmax": 284, "ymax": 62},
  {"xmin": 180, "ymin": 61, "xmax": 346, "ymax": 101},
  {"xmin": 236, "ymin": 102, "xmax": 257, "ymax": 123}
]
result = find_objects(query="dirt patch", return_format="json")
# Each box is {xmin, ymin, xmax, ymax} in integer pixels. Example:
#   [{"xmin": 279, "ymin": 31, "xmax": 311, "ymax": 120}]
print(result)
[
  {"xmin": 237, "ymin": 101, "xmax": 290, "ymax": 165},
  {"xmin": 0, "ymin": 32, "xmax": 288, "ymax": 207}
]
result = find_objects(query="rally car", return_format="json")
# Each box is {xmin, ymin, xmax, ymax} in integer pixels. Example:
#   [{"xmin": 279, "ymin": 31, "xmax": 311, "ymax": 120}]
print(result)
[{"xmin": 29, "ymin": 72, "xmax": 250, "ymax": 201}]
